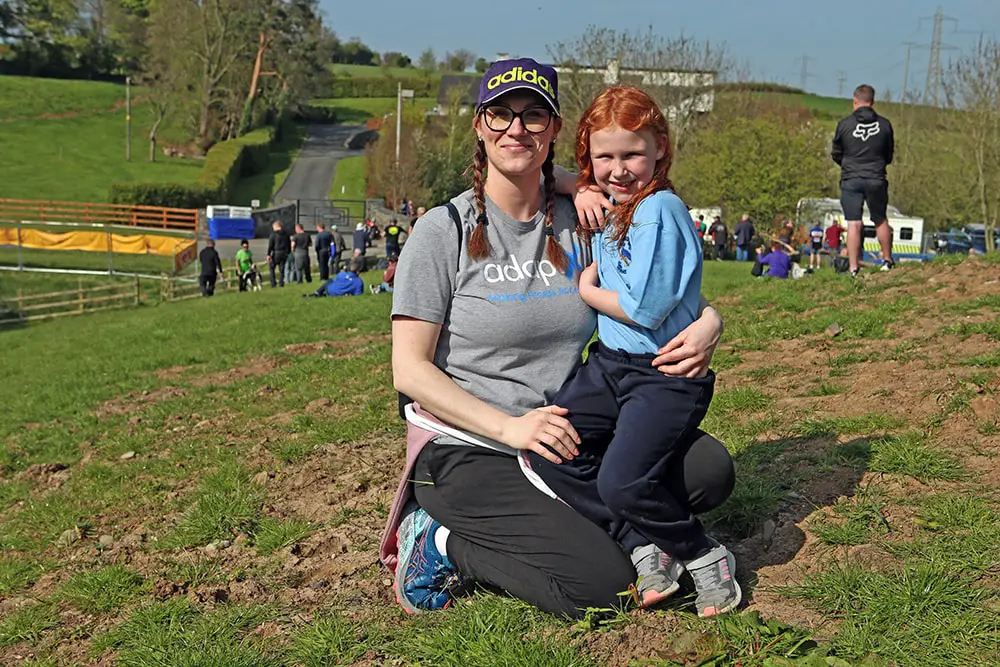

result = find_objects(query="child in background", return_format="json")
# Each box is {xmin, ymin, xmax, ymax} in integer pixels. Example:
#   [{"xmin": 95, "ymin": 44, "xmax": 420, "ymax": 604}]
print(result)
[
  {"xmin": 809, "ymin": 222, "xmax": 824, "ymax": 272},
  {"xmin": 524, "ymin": 86, "xmax": 740, "ymax": 617},
  {"xmin": 759, "ymin": 241, "xmax": 791, "ymax": 278}
]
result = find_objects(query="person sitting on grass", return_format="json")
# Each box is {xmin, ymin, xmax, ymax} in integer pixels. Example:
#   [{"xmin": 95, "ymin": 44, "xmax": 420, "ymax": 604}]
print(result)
[
  {"xmin": 371, "ymin": 252, "xmax": 398, "ymax": 294},
  {"xmin": 304, "ymin": 257, "xmax": 365, "ymax": 297},
  {"xmin": 758, "ymin": 240, "xmax": 791, "ymax": 279}
]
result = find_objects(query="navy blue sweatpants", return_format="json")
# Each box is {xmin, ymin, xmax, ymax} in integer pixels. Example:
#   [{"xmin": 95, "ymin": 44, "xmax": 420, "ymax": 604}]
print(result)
[{"xmin": 528, "ymin": 342, "xmax": 717, "ymax": 560}]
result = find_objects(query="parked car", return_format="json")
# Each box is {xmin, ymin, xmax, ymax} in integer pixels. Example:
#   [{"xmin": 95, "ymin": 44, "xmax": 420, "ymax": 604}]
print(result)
[{"xmin": 931, "ymin": 225, "xmax": 998, "ymax": 255}]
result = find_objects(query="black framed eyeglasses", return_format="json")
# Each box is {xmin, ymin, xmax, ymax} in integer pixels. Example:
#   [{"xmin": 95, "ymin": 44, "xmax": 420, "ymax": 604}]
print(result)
[{"xmin": 482, "ymin": 104, "xmax": 553, "ymax": 134}]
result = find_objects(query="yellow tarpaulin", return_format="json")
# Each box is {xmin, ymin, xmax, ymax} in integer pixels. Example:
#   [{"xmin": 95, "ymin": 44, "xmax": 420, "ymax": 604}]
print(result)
[{"xmin": 0, "ymin": 227, "xmax": 195, "ymax": 259}]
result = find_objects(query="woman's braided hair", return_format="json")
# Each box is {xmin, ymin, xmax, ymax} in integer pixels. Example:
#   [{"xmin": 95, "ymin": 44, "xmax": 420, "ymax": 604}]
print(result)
[{"xmin": 467, "ymin": 127, "xmax": 567, "ymax": 272}]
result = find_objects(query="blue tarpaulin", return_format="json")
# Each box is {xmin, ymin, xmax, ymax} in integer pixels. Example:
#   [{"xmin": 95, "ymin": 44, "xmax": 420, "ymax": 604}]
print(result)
[{"xmin": 208, "ymin": 217, "xmax": 255, "ymax": 240}]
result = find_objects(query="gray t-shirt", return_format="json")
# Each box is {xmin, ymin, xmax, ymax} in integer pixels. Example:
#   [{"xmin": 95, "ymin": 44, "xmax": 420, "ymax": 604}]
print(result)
[{"xmin": 391, "ymin": 189, "xmax": 595, "ymax": 453}]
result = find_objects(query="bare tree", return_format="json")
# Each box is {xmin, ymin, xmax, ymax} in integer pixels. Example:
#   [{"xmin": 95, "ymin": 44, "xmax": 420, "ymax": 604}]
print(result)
[
  {"xmin": 547, "ymin": 26, "xmax": 739, "ymax": 163},
  {"xmin": 945, "ymin": 36, "xmax": 1000, "ymax": 252}
]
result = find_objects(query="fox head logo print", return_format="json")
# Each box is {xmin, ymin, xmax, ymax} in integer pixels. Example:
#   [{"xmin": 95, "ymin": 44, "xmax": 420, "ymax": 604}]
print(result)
[
  {"xmin": 852, "ymin": 121, "xmax": 881, "ymax": 142},
  {"xmin": 487, "ymin": 67, "xmax": 555, "ymax": 99}
]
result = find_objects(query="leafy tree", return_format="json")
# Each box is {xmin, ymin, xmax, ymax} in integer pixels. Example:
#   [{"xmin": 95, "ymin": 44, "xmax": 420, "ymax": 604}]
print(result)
[
  {"xmin": 381, "ymin": 51, "xmax": 411, "ymax": 68},
  {"xmin": 417, "ymin": 47, "xmax": 436, "ymax": 74},
  {"xmin": 474, "ymin": 57, "xmax": 488, "ymax": 73},
  {"xmin": 944, "ymin": 36, "xmax": 1000, "ymax": 251},
  {"xmin": 674, "ymin": 104, "xmax": 834, "ymax": 226},
  {"xmin": 442, "ymin": 48, "xmax": 475, "ymax": 72},
  {"xmin": 333, "ymin": 36, "xmax": 376, "ymax": 65}
]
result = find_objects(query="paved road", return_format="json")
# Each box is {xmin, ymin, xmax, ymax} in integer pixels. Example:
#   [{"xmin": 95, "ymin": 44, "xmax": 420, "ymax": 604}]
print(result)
[
  {"xmin": 272, "ymin": 124, "xmax": 365, "ymax": 204},
  {"xmin": 210, "ymin": 124, "xmax": 366, "ymax": 265}
]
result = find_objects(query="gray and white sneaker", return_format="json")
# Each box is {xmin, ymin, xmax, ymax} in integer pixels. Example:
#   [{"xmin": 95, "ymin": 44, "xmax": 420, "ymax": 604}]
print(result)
[
  {"xmin": 683, "ymin": 542, "xmax": 742, "ymax": 617},
  {"xmin": 631, "ymin": 544, "xmax": 684, "ymax": 608}
]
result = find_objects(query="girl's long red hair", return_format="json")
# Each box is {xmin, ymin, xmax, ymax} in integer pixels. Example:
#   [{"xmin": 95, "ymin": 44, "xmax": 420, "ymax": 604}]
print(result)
[{"xmin": 575, "ymin": 86, "xmax": 675, "ymax": 257}]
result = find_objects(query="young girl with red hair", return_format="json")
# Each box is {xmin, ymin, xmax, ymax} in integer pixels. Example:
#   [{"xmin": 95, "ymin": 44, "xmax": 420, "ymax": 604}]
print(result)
[{"xmin": 524, "ymin": 86, "xmax": 740, "ymax": 617}]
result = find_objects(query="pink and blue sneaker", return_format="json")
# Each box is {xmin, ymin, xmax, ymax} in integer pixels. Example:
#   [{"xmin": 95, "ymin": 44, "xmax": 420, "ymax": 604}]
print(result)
[{"xmin": 394, "ymin": 503, "xmax": 463, "ymax": 614}]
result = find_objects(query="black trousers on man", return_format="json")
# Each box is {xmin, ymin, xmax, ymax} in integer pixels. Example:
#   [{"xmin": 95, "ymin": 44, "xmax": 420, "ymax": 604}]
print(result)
[
  {"xmin": 199, "ymin": 273, "xmax": 217, "ymax": 297},
  {"xmin": 528, "ymin": 342, "xmax": 717, "ymax": 561},
  {"xmin": 317, "ymin": 249, "xmax": 331, "ymax": 281},
  {"xmin": 269, "ymin": 254, "xmax": 287, "ymax": 287}
]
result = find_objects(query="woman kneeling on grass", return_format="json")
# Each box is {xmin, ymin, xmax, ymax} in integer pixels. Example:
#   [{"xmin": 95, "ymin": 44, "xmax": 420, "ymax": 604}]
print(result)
[{"xmin": 380, "ymin": 59, "xmax": 734, "ymax": 619}]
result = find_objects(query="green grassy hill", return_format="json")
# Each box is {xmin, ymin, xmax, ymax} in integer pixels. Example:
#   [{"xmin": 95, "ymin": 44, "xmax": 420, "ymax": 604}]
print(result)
[
  {"xmin": 0, "ymin": 77, "xmax": 203, "ymax": 203},
  {"xmin": 0, "ymin": 76, "xmax": 302, "ymax": 206}
]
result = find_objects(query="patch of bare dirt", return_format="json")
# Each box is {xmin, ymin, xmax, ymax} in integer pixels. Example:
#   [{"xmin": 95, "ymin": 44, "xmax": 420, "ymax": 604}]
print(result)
[
  {"xmin": 153, "ymin": 364, "xmax": 195, "ymax": 382},
  {"xmin": 94, "ymin": 386, "xmax": 188, "ymax": 420},
  {"xmin": 191, "ymin": 356, "xmax": 281, "ymax": 388},
  {"xmin": 282, "ymin": 332, "xmax": 390, "ymax": 357}
]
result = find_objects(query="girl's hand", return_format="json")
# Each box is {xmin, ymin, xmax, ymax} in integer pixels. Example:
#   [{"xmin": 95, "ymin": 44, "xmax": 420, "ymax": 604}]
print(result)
[
  {"xmin": 574, "ymin": 186, "xmax": 612, "ymax": 231},
  {"xmin": 652, "ymin": 308, "xmax": 723, "ymax": 378},
  {"xmin": 499, "ymin": 406, "xmax": 581, "ymax": 464},
  {"xmin": 579, "ymin": 262, "xmax": 599, "ymax": 290}
]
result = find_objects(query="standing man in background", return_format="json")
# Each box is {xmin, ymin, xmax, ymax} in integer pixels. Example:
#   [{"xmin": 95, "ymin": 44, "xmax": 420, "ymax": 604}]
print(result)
[
  {"xmin": 198, "ymin": 239, "xmax": 224, "ymax": 297},
  {"xmin": 384, "ymin": 218, "xmax": 402, "ymax": 258},
  {"xmin": 266, "ymin": 221, "xmax": 291, "ymax": 288},
  {"xmin": 331, "ymin": 224, "xmax": 346, "ymax": 272},
  {"xmin": 832, "ymin": 84, "xmax": 895, "ymax": 276},
  {"xmin": 708, "ymin": 215, "xmax": 728, "ymax": 261},
  {"xmin": 315, "ymin": 222, "xmax": 333, "ymax": 281},
  {"xmin": 291, "ymin": 223, "xmax": 312, "ymax": 284},
  {"xmin": 733, "ymin": 213, "xmax": 755, "ymax": 262}
]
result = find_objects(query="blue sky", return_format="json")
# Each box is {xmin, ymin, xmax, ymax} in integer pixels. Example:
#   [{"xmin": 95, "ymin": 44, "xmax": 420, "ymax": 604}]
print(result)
[{"xmin": 321, "ymin": 0, "xmax": 998, "ymax": 99}]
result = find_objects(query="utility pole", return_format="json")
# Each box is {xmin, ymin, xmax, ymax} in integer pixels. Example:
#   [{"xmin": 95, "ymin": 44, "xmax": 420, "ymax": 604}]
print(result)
[
  {"xmin": 919, "ymin": 6, "xmax": 958, "ymax": 106},
  {"xmin": 901, "ymin": 42, "xmax": 919, "ymax": 104},
  {"xmin": 837, "ymin": 71, "xmax": 846, "ymax": 97},
  {"xmin": 395, "ymin": 81, "xmax": 402, "ymax": 166},
  {"xmin": 794, "ymin": 54, "xmax": 815, "ymax": 92},
  {"xmin": 125, "ymin": 76, "xmax": 131, "ymax": 162}
]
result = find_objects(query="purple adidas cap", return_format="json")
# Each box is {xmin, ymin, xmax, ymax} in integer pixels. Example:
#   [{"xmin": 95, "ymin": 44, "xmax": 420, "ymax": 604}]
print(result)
[{"xmin": 476, "ymin": 58, "xmax": 560, "ymax": 116}]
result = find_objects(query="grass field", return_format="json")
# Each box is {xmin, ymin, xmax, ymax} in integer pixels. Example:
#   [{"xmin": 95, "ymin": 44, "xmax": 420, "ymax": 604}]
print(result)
[
  {"xmin": 310, "ymin": 96, "xmax": 437, "ymax": 125},
  {"xmin": 0, "ymin": 76, "xmax": 134, "ymax": 120},
  {"xmin": 1, "ymin": 255, "xmax": 998, "ymax": 665},
  {"xmin": 0, "ymin": 76, "xmax": 306, "ymax": 205},
  {"xmin": 328, "ymin": 64, "xmax": 471, "ymax": 78},
  {"xmin": 327, "ymin": 156, "xmax": 366, "ymax": 218}
]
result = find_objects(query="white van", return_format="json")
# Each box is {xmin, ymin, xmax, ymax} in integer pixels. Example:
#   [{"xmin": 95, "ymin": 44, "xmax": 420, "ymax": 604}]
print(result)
[{"xmin": 796, "ymin": 197, "xmax": 926, "ymax": 257}]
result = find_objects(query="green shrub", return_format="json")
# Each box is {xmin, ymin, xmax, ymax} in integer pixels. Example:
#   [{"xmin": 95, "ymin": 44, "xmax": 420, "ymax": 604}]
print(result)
[{"xmin": 108, "ymin": 126, "xmax": 277, "ymax": 208}]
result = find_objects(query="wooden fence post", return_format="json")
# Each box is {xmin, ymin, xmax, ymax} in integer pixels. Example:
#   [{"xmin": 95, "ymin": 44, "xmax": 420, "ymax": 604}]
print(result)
[
  {"xmin": 16, "ymin": 288, "xmax": 22, "ymax": 315},
  {"xmin": 78, "ymin": 278, "xmax": 85, "ymax": 313},
  {"xmin": 134, "ymin": 275, "xmax": 141, "ymax": 306}
]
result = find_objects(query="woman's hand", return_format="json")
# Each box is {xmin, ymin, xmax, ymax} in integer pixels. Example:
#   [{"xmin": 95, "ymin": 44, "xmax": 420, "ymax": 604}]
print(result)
[
  {"xmin": 653, "ymin": 307, "xmax": 723, "ymax": 378},
  {"xmin": 499, "ymin": 406, "xmax": 581, "ymax": 464},
  {"xmin": 574, "ymin": 186, "xmax": 612, "ymax": 232}
]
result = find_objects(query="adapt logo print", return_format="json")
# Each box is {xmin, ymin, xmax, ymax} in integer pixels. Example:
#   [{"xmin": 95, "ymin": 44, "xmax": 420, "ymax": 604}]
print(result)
[{"xmin": 852, "ymin": 121, "xmax": 881, "ymax": 142}]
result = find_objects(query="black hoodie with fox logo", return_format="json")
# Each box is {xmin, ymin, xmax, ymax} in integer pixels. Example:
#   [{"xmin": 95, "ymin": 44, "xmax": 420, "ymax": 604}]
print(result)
[{"xmin": 831, "ymin": 106, "xmax": 894, "ymax": 181}]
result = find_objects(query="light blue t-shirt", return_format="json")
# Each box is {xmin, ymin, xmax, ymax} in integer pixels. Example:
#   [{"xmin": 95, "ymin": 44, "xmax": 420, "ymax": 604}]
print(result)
[{"xmin": 593, "ymin": 190, "xmax": 703, "ymax": 354}]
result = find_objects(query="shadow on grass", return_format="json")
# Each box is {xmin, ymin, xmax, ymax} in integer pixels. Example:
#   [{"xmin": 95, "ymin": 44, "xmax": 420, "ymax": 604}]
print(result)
[{"xmin": 705, "ymin": 430, "xmax": 878, "ymax": 604}]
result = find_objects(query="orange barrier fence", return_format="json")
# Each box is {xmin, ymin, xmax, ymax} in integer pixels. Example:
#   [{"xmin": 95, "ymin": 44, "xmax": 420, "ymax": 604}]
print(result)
[
  {"xmin": 0, "ymin": 198, "xmax": 199, "ymax": 232},
  {"xmin": 0, "ymin": 227, "xmax": 195, "ymax": 258}
]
